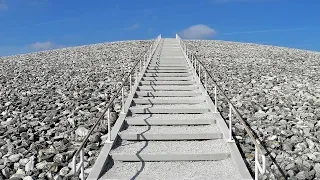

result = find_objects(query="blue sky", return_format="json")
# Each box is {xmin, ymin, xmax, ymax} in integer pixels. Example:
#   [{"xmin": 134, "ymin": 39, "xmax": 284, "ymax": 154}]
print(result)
[{"xmin": 0, "ymin": 0, "xmax": 319, "ymax": 56}]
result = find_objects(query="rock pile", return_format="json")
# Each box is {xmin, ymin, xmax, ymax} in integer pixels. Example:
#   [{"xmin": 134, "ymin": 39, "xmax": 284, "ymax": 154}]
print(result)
[
  {"xmin": 0, "ymin": 40, "xmax": 152, "ymax": 179},
  {"xmin": 186, "ymin": 40, "xmax": 320, "ymax": 180}
]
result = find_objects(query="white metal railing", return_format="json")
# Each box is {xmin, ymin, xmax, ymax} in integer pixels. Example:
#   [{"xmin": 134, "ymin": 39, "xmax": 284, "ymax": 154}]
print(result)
[
  {"xmin": 176, "ymin": 34, "xmax": 266, "ymax": 180},
  {"xmin": 72, "ymin": 34, "xmax": 161, "ymax": 180}
]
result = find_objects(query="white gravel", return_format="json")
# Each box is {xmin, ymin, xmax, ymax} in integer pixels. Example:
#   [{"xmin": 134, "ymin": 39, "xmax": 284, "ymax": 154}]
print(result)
[
  {"xmin": 120, "ymin": 124, "xmax": 220, "ymax": 134},
  {"xmin": 99, "ymin": 160, "xmax": 242, "ymax": 180},
  {"xmin": 186, "ymin": 39, "xmax": 320, "ymax": 179},
  {"xmin": 0, "ymin": 40, "xmax": 153, "ymax": 179},
  {"xmin": 111, "ymin": 139, "xmax": 229, "ymax": 154}
]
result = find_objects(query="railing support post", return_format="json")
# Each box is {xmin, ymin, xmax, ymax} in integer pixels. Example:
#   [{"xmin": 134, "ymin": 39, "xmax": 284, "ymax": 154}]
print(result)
[
  {"xmin": 107, "ymin": 108, "xmax": 112, "ymax": 143},
  {"xmin": 228, "ymin": 103, "xmax": 234, "ymax": 142},
  {"xmin": 255, "ymin": 146, "xmax": 259, "ymax": 180},
  {"xmin": 135, "ymin": 68, "xmax": 138, "ymax": 83},
  {"xmin": 80, "ymin": 149, "xmax": 84, "ymax": 180},
  {"xmin": 129, "ymin": 74, "xmax": 132, "ymax": 94},
  {"xmin": 195, "ymin": 59, "xmax": 197, "ymax": 74},
  {"xmin": 255, "ymin": 143, "xmax": 266, "ymax": 180},
  {"xmin": 205, "ymin": 72, "xmax": 207, "ymax": 92},
  {"xmin": 122, "ymin": 86, "xmax": 125, "ymax": 113},
  {"xmin": 199, "ymin": 65, "xmax": 201, "ymax": 83},
  {"xmin": 214, "ymin": 86, "xmax": 217, "ymax": 113},
  {"xmin": 72, "ymin": 156, "xmax": 76, "ymax": 176}
]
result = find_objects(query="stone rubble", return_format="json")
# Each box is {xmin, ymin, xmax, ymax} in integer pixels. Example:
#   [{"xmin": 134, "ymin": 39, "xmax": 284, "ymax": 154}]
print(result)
[
  {"xmin": 0, "ymin": 40, "xmax": 152, "ymax": 179},
  {"xmin": 2, "ymin": 37, "xmax": 319, "ymax": 179},
  {"xmin": 186, "ymin": 39, "xmax": 320, "ymax": 180}
]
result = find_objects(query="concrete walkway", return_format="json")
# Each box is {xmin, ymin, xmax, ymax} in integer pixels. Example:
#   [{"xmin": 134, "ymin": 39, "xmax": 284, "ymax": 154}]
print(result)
[{"xmin": 89, "ymin": 38, "xmax": 252, "ymax": 180}]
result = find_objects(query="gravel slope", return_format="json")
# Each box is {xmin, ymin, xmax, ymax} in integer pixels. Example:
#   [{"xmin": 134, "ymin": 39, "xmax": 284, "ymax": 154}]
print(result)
[
  {"xmin": 2, "ymin": 38, "xmax": 320, "ymax": 179},
  {"xmin": 0, "ymin": 40, "xmax": 152, "ymax": 179},
  {"xmin": 185, "ymin": 40, "xmax": 320, "ymax": 180}
]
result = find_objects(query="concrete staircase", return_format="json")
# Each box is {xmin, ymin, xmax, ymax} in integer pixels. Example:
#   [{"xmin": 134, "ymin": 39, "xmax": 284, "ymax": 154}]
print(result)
[{"xmin": 92, "ymin": 38, "xmax": 251, "ymax": 180}]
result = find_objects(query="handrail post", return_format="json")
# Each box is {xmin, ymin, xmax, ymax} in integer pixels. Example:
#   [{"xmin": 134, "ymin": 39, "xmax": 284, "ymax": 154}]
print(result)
[
  {"xmin": 194, "ymin": 59, "xmax": 198, "ymax": 74},
  {"xmin": 228, "ymin": 103, "xmax": 234, "ymax": 142},
  {"xmin": 72, "ymin": 156, "xmax": 76, "ymax": 176},
  {"xmin": 199, "ymin": 65, "xmax": 201, "ymax": 83},
  {"xmin": 80, "ymin": 149, "xmax": 84, "ymax": 180},
  {"xmin": 255, "ymin": 144, "xmax": 266, "ymax": 180},
  {"xmin": 205, "ymin": 72, "xmax": 207, "ymax": 92},
  {"xmin": 129, "ymin": 74, "xmax": 132, "ymax": 94},
  {"xmin": 122, "ymin": 86, "xmax": 125, "ymax": 114},
  {"xmin": 135, "ymin": 68, "xmax": 138, "ymax": 83},
  {"xmin": 139, "ymin": 59, "xmax": 142, "ymax": 74},
  {"xmin": 214, "ymin": 86, "xmax": 217, "ymax": 113},
  {"xmin": 255, "ymin": 146, "xmax": 259, "ymax": 180},
  {"xmin": 107, "ymin": 108, "xmax": 112, "ymax": 143}
]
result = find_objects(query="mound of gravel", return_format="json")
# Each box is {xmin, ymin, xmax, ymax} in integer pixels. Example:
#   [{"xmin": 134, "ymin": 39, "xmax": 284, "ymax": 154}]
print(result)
[
  {"xmin": 0, "ymin": 40, "xmax": 152, "ymax": 179},
  {"xmin": 185, "ymin": 40, "xmax": 320, "ymax": 180}
]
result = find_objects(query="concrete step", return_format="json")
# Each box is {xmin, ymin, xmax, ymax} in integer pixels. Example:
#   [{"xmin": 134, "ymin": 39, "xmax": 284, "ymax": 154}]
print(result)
[
  {"xmin": 137, "ymin": 85, "xmax": 198, "ymax": 91},
  {"xmin": 129, "ymin": 104, "xmax": 210, "ymax": 114},
  {"xmin": 151, "ymin": 59, "xmax": 185, "ymax": 61},
  {"xmin": 148, "ymin": 64, "xmax": 187, "ymax": 66},
  {"xmin": 125, "ymin": 113, "xmax": 215, "ymax": 125},
  {"xmin": 145, "ymin": 69, "xmax": 191, "ymax": 73},
  {"xmin": 147, "ymin": 67, "xmax": 190, "ymax": 70},
  {"xmin": 132, "ymin": 97, "xmax": 204, "ymax": 104},
  {"xmin": 135, "ymin": 91, "xmax": 201, "ymax": 97},
  {"xmin": 139, "ymin": 81, "xmax": 195, "ymax": 85},
  {"xmin": 99, "ymin": 160, "xmax": 242, "ymax": 180},
  {"xmin": 154, "ymin": 59, "xmax": 185, "ymax": 62},
  {"xmin": 149, "ymin": 60, "xmax": 186, "ymax": 62},
  {"xmin": 161, "ymin": 53, "xmax": 184, "ymax": 55},
  {"xmin": 119, "ymin": 125, "xmax": 222, "ymax": 140},
  {"xmin": 110, "ymin": 139, "xmax": 230, "ymax": 161},
  {"xmin": 144, "ymin": 72, "xmax": 192, "ymax": 77},
  {"xmin": 149, "ymin": 62, "xmax": 186, "ymax": 65},
  {"xmin": 159, "ymin": 56, "xmax": 185, "ymax": 58},
  {"xmin": 142, "ymin": 77, "xmax": 193, "ymax": 81}
]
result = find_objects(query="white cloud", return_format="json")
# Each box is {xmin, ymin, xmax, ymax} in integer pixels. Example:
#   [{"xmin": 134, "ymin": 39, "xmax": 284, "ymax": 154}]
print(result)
[
  {"xmin": 179, "ymin": 24, "xmax": 216, "ymax": 39},
  {"xmin": 0, "ymin": 0, "xmax": 8, "ymax": 11},
  {"xmin": 30, "ymin": 41, "xmax": 56, "ymax": 51},
  {"xmin": 126, "ymin": 24, "xmax": 140, "ymax": 31}
]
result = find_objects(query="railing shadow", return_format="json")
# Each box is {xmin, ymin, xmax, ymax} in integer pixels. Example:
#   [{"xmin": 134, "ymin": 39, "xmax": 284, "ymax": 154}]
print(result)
[{"xmin": 131, "ymin": 99, "xmax": 154, "ymax": 179}]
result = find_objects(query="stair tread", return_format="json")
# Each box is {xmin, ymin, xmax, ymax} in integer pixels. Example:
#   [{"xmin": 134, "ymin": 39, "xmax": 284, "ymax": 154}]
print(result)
[
  {"xmin": 130, "ymin": 104, "xmax": 208, "ymax": 109},
  {"xmin": 136, "ymin": 90, "xmax": 200, "ymax": 93},
  {"xmin": 133, "ymin": 96, "xmax": 204, "ymax": 101},
  {"xmin": 142, "ymin": 77, "xmax": 193, "ymax": 81},
  {"xmin": 145, "ymin": 70, "xmax": 191, "ymax": 73},
  {"xmin": 120, "ymin": 124, "xmax": 220, "ymax": 135},
  {"xmin": 99, "ymin": 160, "xmax": 242, "ymax": 180},
  {"xmin": 137, "ymin": 85, "xmax": 197, "ymax": 91},
  {"xmin": 135, "ymin": 91, "xmax": 201, "ymax": 97},
  {"xmin": 126, "ymin": 112, "xmax": 214, "ymax": 120},
  {"xmin": 111, "ymin": 139, "xmax": 229, "ymax": 155},
  {"xmin": 140, "ymin": 80, "xmax": 194, "ymax": 83}
]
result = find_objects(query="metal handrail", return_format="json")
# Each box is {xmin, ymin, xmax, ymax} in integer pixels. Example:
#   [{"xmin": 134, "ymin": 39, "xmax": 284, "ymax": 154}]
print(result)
[
  {"xmin": 72, "ymin": 34, "xmax": 161, "ymax": 179},
  {"xmin": 176, "ymin": 34, "xmax": 266, "ymax": 180}
]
